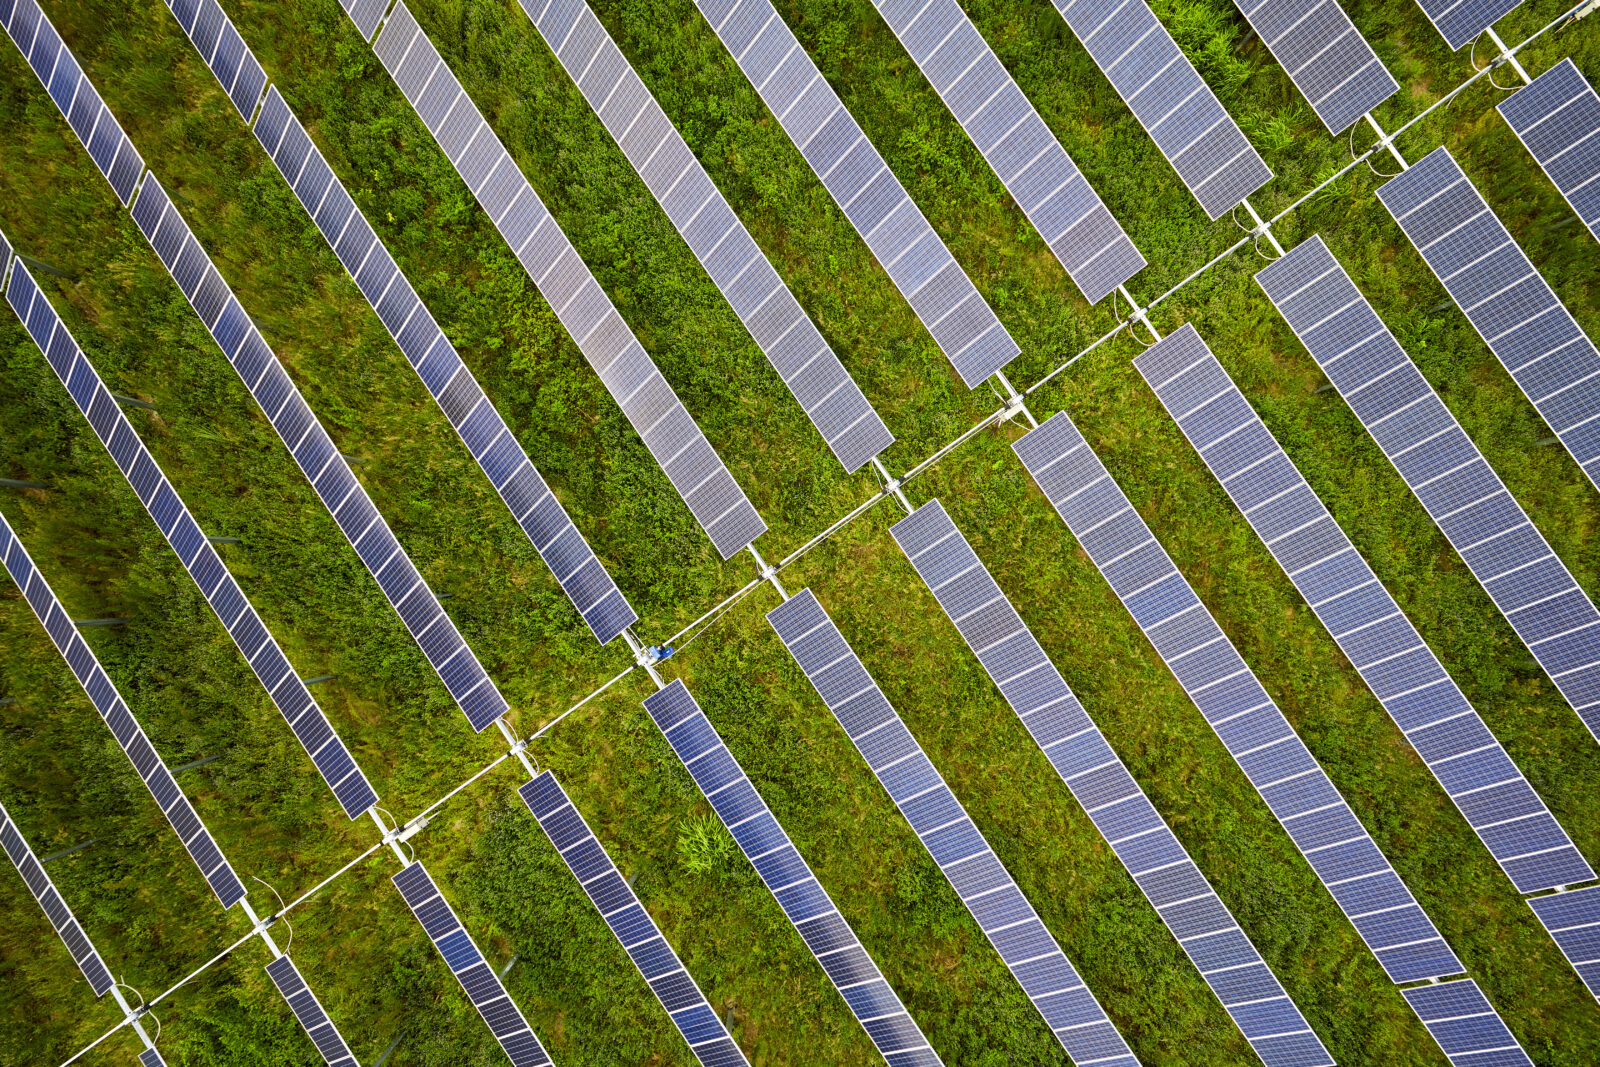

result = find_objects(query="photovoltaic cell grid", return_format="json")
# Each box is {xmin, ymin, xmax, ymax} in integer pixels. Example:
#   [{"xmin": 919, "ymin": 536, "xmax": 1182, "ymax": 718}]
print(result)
[
  {"xmin": 164, "ymin": 0, "xmax": 266, "ymax": 121},
  {"xmin": 139, "ymin": 1050, "xmax": 169, "ymax": 1067},
  {"xmin": 4, "ymin": 265, "xmax": 380, "ymax": 819},
  {"xmin": 1231, "ymin": 0, "xmax": 1398, "ymax": 134},
  {"xmin": 1499, "ymin": 59, "xmax": 1600, "ymax": 245},
  {"xmin": 250, "ymin": 86, "xmax": 637, "ymax": 645},
  {"xmin": 0, "ymin": 799, "xmax": 115, "ymax": 997},
  {"xmin": 520, "ymin": 772, "xmax": 749, "ymax": 1067},
  {"xmin": 370, "ymin": 3, "xmax": 766, "ymax": 559},
  {"xmin": 1256, "ymin": 236, "xmax": 1600, "ymax": 744},
  {"xmin": 889, "ymin": 501, "xmax": 1333, "ymax": 1067},
  {"xmin": 524, "ymin": 2, "xmax": 897, "ymax": 457},
  {"xmin": 766, "ymin": 589, "xmax": 1137, "ymax": 1067},
  {"xmin": 641, "ymin": 680, "xmax": 943, "ymax": 1067},
  {"xmin": 0, "ymin": 512, "xmax": 247, "ymax": 908},
  {"xmin": 264, "ymin": 955, "xmax": 358, "ymax": 1067},
  {"xmin": 1134, "ymin": 325, "xmax": 1595, "ymax": 895},
  {"xmin": 0, "ymin": 0, "xmax": 144, "ymax": 204},
  {"xmin": 1401, "ymin": 979, "xmax": 1533, "ymax": 1067},
  {"xmin": 1412, "ymin": 0, "xmax": 1524, "ymax": 52},
  {"xmin": 697, "ymin": 0, "xmax": 1024, "ymax": 387},
  {"xmin": 1377, "ymin": 147, "xmax": 1600, "ymax": 495},
  {"xmin": 1050, "ymin": 0, "xmax": 1273, "ymax": 219},
  {"xmin": 1527, "ymin": 885, "xmax": 1600, "ymax": 1004},
  {"xmin": 866, "ymin": 0, "xmax": 1145, "ymax": 304},
  {"xmin": 391, "ymin": 862, "xmax": 554, "ymax": 1067},
  {"xmin": 127, "ymin": 178, "xmax": 509, "ymax": 732},
  {"xmin": 338, "ymin": 0, "xmax": 388, "ymax": 41},
  {"xmin": 1012, "ymin": 414, "xmax": 1470, "ymax": 988}
]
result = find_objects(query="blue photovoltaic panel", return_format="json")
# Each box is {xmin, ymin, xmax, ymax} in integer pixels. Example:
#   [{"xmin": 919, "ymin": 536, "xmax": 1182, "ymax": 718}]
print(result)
[
  {"xmin": 164, "ymin": 0, "xmax": 266, "ymax": 121},
  {"xmin": 520, "ymin": 772, "xmax": 750, "ymax": 1067},
  {"xmin": 523, "ymin": 2, "xmax": 898, "ymax": 455},
  {"xmin": 264, "ymin": 955, "xmax": 359, "ymax": 1067},
  {"xmin": 139, "ymin": 1050, "xmax": 168, "ymax": 1067},
  {"xmin": 391, "ymin": 863, "xmax": 554, "ymax": 1067},
  {"xmin": 1499, "ymin": 59, "xmax": 1600, "ymax": 245},
  {"xmin": 864, "ymin": 0, "xmax": 1145, "ymax": 304},
  {"xmin": 0, "ymin": 513, "xmax": 247, "ymax": 909},
  {"xmin": 1050, "ymin": 0, "xmax": 1273, "ymax": 219},
  {"xmin": 1527, "ymin": 886, "xmax": 1600, "ymax": 1004},
  {"xmin": 368, "ymin": 3, "xmax": 767, "ymax": 558},
  {"xmin": 698, "ymin": 0, "xmax": 1027, "ymax": 385},
  {"xmin": 0, "ymin": 799, "xmax": 116, "ymax": 997},
  {"xmin": 889, "ymin": 501, "xmax": 1332, "ymax": 1067},
  {"xmin": 1134, "ymin": 325, "xmax": 1595, "ymax": 895},
  {"xmin": 0, "ymin": 0, "xmax": 145, "ymax": 203},
  {"xmin": 125, "ymin": 178, "xmax": 509, "ymax": 732},
  {"xmin": 1401, "ymin": 979, "xmax": 1532, "ymax": 1067},
  {"xmin": 339, "ymin": 0, "xmax": 388, "ymax": 41},
  {"xmin": 1012, "ymin": 414, "xmax": 1469, "ymax": 988},
  {"xmin": 1377, "ymin": 147, "xmax": 1600, "ymax": 495},
  {"xmin": 767, "ymin": 589, "xmax": 1137, "ymax": 1066},
  {"xmin": 0, "ymin": 227, "xmax": 12, "ymax": 277},
  {"xmin": 1232, "ymin": 0, "xmax": 1398, "ymax": 134},
  {"xmin": 4, "ymin": 263, "xmax": 380, "ymax": 819},
  {"xmin": 1412, "ymin": 0, "xmax": 1523, "ymax": 51},
  {"xmin": 641, "ymin": 680, "xmax": 943, "ymax": 1067},
  {"xmin": 1256, "ymin": 236, "xmax": 1600, "ymax": 745},
  {"xmin": 246, "ymin": 85, "xmax": 637, "ymax": 645}
]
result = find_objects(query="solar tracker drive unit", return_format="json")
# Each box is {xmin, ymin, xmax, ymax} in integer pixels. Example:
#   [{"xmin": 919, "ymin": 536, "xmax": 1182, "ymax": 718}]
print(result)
[
  {"xmin": 1134, "ymin": 325, "xmax": 1596, "ymax": 897},
  {"xmin": 392, "ymin": 862, "xmax": 555, "ymax": 1066},
  {"xmin": 767, "ymin": 589, "xmax": 1138, "ymax": 1067},
  {"xmin": 1377, "ymin": 147, "xmax": 1600, "ymax": 496},
  {"xmin": 693, "ymin": 0, "xmax": 1025, "ymax": 387},
  {"xmin": 1256, "ymin": 236, "xmax": 1600, "ymax": 745},
  {"xmin": 264, "ymin": 956, "xmax": 360, "ymax": 1067},
  {"xmin": 889, "ymin": 500, "xmax": 1331, "ymax": 1067},
  {"xmin": 0, "ymin": 512, "xmax": 247, "ymax": 909},
  {"xmin": 1412, "ymin": 0, "xmax": 1523, "ymax": 51},
  {"xmin": 642, "ymin": 680, "xmax": 943, "ymax": 1067},
  {"xmin": 520, "ymin": 772, "xmax": 749, "ymax": 1066},
  {"xmin": 519, "ymin": 2, "xmax": 901, "ymax": 447},
  {"xmin": 366, "ymin": 2, "xmax": 767, "ymax": 559},
  {"xmin": 865, "ymin": 0, "xmax": 1146, "ymax": 304},
  {"xmin": 0, "ymin": 799, "xmax": 116, "ymax": 997},
  {"xmin": 4, "ymin": 261, "xmax": 380, "ymax": 820},
  {"xmin": 1230, "ymin": 0, "xmax": 1399, "ymax": 134},
  {"xmin": 1527, "ymin": 885, "xmax": 1600, "ymax": 1005},
  {"xmin": 1048, "ymin": 0, "xmax": 1273, "ymax": 219},
  {"xmin": 1499, "ymin": 58, "xmax": 1600, "ymax": 245}
]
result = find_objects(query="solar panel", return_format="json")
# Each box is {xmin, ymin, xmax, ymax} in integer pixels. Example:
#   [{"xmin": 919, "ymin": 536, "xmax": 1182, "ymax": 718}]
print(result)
[
  {"xmin": 4, "ymin": 263, "xmax": 379, "ymax": 819},
  {"xmin": 337, "ymin": 0, "xmax": 388, "ymax": 41},
  {"xmin": 1231, "ymin": 0, "xmax": 1399, "ymax": 134},
  {"xmin": 164, "ymin": 0, "xmax": 267, "ymax": 121},
  {"xmin": 641, "ymin": 680, "xmax": 943, "ymax": 1067},
  {"xmin": 0, "ymin": 0, "xmax": 145, "ymax": 204},
  {"xmin": 1498, "ymin": 59, "xmax": 1600, "ymax": 245},
  {"xmin": 1134, "ymin": 325, "xmax": 1595, "ymax": 896},
  {"xmin": 888, "ymin": 501, "xmax": 1334, "ymax": 1067},
  {"xmin": 1256, "ymin": 236, "xmax": 1600, "ymax": 745},
  {"xmin": 1377, "ymin": 147, "xmax": 1600, "ymax": 495},
  {"xmin": 368, "ymin": 3, "xmax": 767, "ymax": 559},
  {"xmin": 1401, "ymin": 979, "xmax": 1532, "ymax": 1067},
  {"xmin": 1012, "ymin": 415, "xmax": 1472, "ymax": 988},
  {"xmin": 1411, "ymin": 0, "xmax": 1523, "ymax": 51},
  {"xmin": 861, "ymin": 0, "xmax": 1145, "ymax": 304},
  {"xmin": 139, "ymin": 1050, "xmax": 168, "ymax": 1067},
  {"xmin": 264, "ymin": 955, "xmax": 359, "ymax": 1067},
  {"xmin": 1048, "ymin": 0, "xmax": 1273, "ymax": 219},
  {"xmin": 520, "ymin": 772, "xmax": 749, "ymax": 1067},
  {"xmin": 1527, "ymin": 885, "xmax": 1600, "ymax": 1005},
  {"xmin": 522, "ymin": 2, "xmax": 898, "ymax": 454},
  {"xmin": 391, "ymin": 862, "xmax": 554, "ymax": 1066},
  {"xmin": 0, "ymin": 799, "xmax": 116, "ymax": 997},
  {"xmin": 125, "ymin": 178, "xmax": 509, "ymax": 732},
  {"xmin": 766, "ymin": 589, "xmax": 1137, "ymax": 1066},
  {"xmin": 0, "ymin": 512, "xmax": 247, "ymax": 908},
  {"xmin": 246, "ymin": 86, "xmax": 637, "ymax": 646}
]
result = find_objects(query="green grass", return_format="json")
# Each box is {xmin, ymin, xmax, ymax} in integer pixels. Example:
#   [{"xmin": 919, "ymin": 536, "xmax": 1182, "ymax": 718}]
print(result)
[{"xmin": 1, "ymin": 0, "xmax": 1597, "ymax": 1063}]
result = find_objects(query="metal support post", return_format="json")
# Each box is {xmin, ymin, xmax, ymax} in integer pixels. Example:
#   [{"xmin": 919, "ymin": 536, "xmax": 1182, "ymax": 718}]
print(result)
[
  {"xmin": 623, "ymin": 628, "xmax": 667, "ymax": 690},
  {"xmin": 237, "ymin": 897, "xmax": 283, "ymax": 958},
  {"xmin": 1241, "ymin": 199, "xmax": 1286, "ymax": 256},
  {"xmin": 870, "ymin": 455, "xmax": 913, "ymax": 513},
  {"xmin": 1364, "ymin": 112, "xmax": 1409, "ymax": 171},
  {"xmin": 108, "ymin": 985, "xmax": 162, "ymax": 1061},
  {"xmin": 1485, "ymin": 26, "xmax": 1532, "ymax": 83},
  {"xmin": 495, "ymin": 718, "xmax": 538, "ymax": 777},
  {"xmin": 748, "ymin": 544, "xmax": 789, "ymax": 601},
  {"xmin": 994, "ymin": 369, "xmax": 1039, "ymax": 428},
  {"xmin": 1119, "ymin": 284, "xmax": 1163, "ymax": 342}
]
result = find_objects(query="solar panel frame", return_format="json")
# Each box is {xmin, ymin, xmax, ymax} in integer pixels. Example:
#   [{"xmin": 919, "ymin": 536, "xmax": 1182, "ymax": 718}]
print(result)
[
  {"xmin": 1527, "ymin": 885, "xmax": 1600, "ymax": 1005},
  {"xmin": 1134, "ymin": 324, "xmax": 1594, "ymax": 895},
  {"xmin": 367, "ymin": 2, "xmax": 766, "ymax": 559},
  {"xmin": 641, "ymin": 680, "xmax": 943, "ymax": 1067},
  {"xmin": 264, "ymin": 955, "xmax": 359, "ymax": 1067},
  {"xmin": 1231, "ymin": 0, "xmax": 1399, "ymax": 134},
  {"xmin": 0, "ymin": 799, "xmax": 116, "ymax": 996},
  {"xmin": 1256, "ymin": 235, "xmax": 1600, "ymax": 746},
  {"xmin": 767, "ymin": 588, "xmax": 1138, "ymax": 1066},
  {"xmin": 1498, "ymin": 59, "xmax": 1600, "ymax": 245},
  {"xmin": 1410, "ymin": 0, "xmax": 1524, "ymax": 51},
  {"xmin": 1401, "ymin": 979, "xmax": 1533, "ymax": 1067}
]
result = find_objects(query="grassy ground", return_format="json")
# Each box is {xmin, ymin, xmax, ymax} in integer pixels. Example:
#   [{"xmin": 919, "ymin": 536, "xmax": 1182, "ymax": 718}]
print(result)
[{"xmin": 1, "ymin": 0, "xmax": 1597, "ymax": 1063}]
